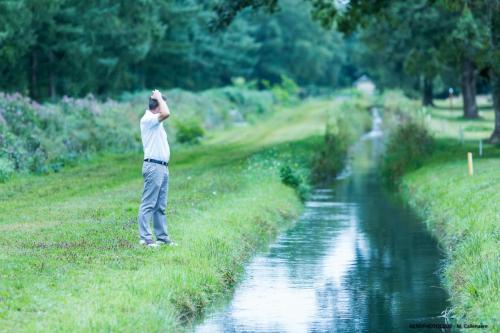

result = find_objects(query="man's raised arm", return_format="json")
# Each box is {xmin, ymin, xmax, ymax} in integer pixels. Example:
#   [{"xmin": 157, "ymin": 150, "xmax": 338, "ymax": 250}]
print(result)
[{"xmin": 151, "ymin": 89, "xmax": 170, "ymax": 122}]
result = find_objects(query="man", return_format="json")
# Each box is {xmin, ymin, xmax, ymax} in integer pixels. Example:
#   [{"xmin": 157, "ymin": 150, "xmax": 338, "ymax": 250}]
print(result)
[{"xmin": 137, "ymin": 89, "xmax": 175, "ymax": 247}]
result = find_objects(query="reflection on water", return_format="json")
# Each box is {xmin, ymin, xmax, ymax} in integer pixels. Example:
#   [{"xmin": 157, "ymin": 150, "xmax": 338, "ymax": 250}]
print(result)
[{"xmin": 195, "ymin": 109, "xmax": 451, "ymax": 333}]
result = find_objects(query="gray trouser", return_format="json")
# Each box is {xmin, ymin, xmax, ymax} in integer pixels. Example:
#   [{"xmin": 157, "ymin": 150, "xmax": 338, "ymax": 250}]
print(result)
[{"xmin": 138, "ymin": 162, "xmax": 170, "ymax": 242}]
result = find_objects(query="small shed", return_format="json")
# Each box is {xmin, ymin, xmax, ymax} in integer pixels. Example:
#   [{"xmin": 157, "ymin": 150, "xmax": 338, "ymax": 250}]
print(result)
[{"xmin": 354, "ymin": 75, "xmax": 376, "ymax": 95}]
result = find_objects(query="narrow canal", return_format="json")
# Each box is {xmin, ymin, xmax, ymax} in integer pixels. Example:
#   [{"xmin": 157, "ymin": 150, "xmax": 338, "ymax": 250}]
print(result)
[{"xmin": 194, "ymin": 109, "xmax": 451, "ymax": 333}]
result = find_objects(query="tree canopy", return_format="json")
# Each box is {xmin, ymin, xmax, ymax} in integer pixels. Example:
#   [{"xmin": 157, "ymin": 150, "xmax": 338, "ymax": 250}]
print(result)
[
  {"xmin": 0, "ymin": 0, "xmax": 357, "ymax": 98},
  {"xmin": 213, "ymin": 0, "xmax": 500, "ymax": 142}
]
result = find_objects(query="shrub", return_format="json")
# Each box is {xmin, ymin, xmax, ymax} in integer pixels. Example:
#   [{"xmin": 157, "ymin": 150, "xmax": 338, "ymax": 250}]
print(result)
[
  {"xmin": 0, "ymin": 157, "xmax": 14, "ymax": 182},
  {"xmin": 382, "ymin": 120, "xmax": 434, "ymax": 186},
  {"xmin": 0, "ymin": 93, "xmax": 40, "ymax": 137},
  {"xmin": 0, "ymin": 93, "xmax": 142, "ymax": 177},
  {"xmin": 279, "ymin": 165, "xmax": 300, "ymax": 188},
  {"xmin": 0, "ymin": 83, "xmax": 286, "ymax": 179},
  {"xmin": 212, "ymin": 87, "xmax": 275, "ymax": 120},
  {"xmin": 311, "ymin": 120, "xmax": 349, "ymax": 184},
  {"xmin": 174, "ymin": 118, "xmax": 205, "ymax": 144},
  {"xmin": 264, "ymin": 75, "xmax": 300, "ymax": 105},
  {"xmin": 380, "ymin": 90, "xmax": 421, "ymax": 118},
  {"xmin": 136, "ymin": 87, "xmax": 275, "ymax": 129},
  {"xmin": 279, "ymin": 165, "xmax": 310, "ymax": 201}
]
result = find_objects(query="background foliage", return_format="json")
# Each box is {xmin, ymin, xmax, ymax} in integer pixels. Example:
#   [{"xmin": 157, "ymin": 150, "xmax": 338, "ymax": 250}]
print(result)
[
  {"xmin": 0, "ymin": 0, "xmax": 356, "ymax": 100},
  {"xmin": 0, "ymin": 80, "xmax": 297, "ymax": 180}
]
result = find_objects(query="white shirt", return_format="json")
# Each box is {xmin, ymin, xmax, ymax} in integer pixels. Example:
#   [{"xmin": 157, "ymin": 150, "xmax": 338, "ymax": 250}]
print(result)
[{"xmin": 140, "ymin": 110, "xmax": 170, "ymax": 162}]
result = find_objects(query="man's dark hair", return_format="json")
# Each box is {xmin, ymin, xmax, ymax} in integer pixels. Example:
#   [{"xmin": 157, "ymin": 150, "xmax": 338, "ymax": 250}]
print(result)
[{"xmin": 149, "ymin": 96, "xmax": 166, "ymax": 110}]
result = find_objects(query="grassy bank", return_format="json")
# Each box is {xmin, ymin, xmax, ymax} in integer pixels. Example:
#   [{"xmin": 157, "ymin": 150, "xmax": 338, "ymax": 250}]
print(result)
[
  {"xmin": 383, "ymin": 92, "xmax": 500, "ymax": 329},
  {"xmin": 0, "ymin": 96, "xmax": 368, "ymax": 332}
]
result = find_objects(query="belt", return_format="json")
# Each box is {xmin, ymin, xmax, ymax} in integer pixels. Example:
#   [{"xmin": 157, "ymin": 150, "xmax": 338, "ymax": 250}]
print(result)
[{"xmin": 144, "ymin": 158, "xmax": 168, "ymax": 166}]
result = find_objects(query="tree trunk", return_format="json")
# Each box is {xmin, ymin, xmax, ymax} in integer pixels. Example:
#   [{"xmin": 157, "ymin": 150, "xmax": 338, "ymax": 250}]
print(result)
[
  {"xmin": 461, "ymin": 57, "xmax": 478, "ymax": 118},
  {"xmin": 489, "ymin": 2, "xmax": 500, "ymax": 144},
  {"xmin": 48, "ymin": 52, "xmax": 56, "ymax": 101},
  {"xmin": 139, "ymin": 63, "xmax": 146, "ymax": 90},
  {"xmin": 490, "ymin": 72, "xmax": 500, "ymax": 144},
  {"xmin": 422, "ymin": 76, "xmax": 434, "ymax": 106},
  {"xmin": 29, "ymin": 51, "xmax": 38, "ymax": 100},
  {"xmin": 49, "ymin": 72, "xmax": 56, "ymax": 101}
]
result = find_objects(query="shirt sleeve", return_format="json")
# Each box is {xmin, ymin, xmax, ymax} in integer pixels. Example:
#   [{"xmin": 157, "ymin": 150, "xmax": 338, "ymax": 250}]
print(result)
[{"xmin": 142, "ymin": 113, "xmax": 160, "ymax": 128}]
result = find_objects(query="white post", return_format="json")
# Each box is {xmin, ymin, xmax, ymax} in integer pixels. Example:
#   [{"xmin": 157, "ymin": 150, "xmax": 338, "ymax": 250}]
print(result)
[
  {"xmin": 467, "ymin": 152, "xmax": 474, "ymax": 176},
  {"xmin": 479, "ymin": 140, "xmax": 483, "ymax": 157},
  {"xmin": 449, "ymin": 87, "xmax": 454, "ymax": 110}
]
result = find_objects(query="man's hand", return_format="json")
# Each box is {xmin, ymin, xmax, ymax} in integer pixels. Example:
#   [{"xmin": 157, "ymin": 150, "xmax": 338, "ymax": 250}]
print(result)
[
  {"xmin": 151, "ymin": 89, "xmax": 170, "ymax": 122},
  {"xmin": 151, "ymin": 89, "xmax": 163, "ymax": 102}
]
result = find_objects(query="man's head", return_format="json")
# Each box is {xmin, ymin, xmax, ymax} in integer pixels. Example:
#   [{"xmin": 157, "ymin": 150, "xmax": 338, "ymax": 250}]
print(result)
[{"xmin": 149, "ymin": 96, "xmax": 166, "ymax": 113}]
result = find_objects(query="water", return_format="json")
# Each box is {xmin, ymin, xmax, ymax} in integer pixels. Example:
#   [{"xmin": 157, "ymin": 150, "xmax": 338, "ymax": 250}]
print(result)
[{"xmin": 194, "ymin": 109, "xmax": 451, "ymax": 333}]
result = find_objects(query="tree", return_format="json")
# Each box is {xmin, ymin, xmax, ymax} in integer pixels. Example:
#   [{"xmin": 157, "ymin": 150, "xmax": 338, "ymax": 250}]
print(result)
[
  {"xmin": 1, "ymin": 0, "xmax": 359, "ymax": 98},
  {"xmin": 26, "ymin": 0, "xmax": 87, "ymax": 100},
  {"xmin": 213, "ymin": 0, "xmax": 500, "ymax": 142},
  {"xmin": 0, "ymin": 0, "xmax": 34, "ymax": 95},
  {"xmin": 442, "ymin": 5, "xmax": 487, "ymax": 118},
  {"xmin": 76, "ymin": 0, "xmax": 163, "ymax": 95},
  {"xmin": 248, "ymin": 0, "xmax": 349, "ymax": 87},
  {"xmin": 0, "ymin": 0, "xmax": 164, "ymax": 99},
  {"xmin": 445, "ymin": 0, "xmax": 500, "ymax": 142},
  {"xmin": 359, "ymin": 1, "xmax": 451, "ymax": 106},
  {"xmin": 489, "ymin": 2, "xmax": 500, "ymax": 143}
]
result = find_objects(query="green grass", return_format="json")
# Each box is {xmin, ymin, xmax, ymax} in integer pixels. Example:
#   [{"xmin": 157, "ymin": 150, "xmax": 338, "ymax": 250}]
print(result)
[
  {"xmin": 385, "ymin": 92, "xmax": 500, "ymax": 330},
  {"xmin": 425, "ymin": 107, "xmax": 494, "ymax": 142},
  {"xmin": 0, "ymin": 97, "xmax": 363, "ymax": 332}
]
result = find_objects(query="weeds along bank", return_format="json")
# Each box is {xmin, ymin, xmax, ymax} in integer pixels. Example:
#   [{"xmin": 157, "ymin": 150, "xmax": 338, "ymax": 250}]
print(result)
[
  {"xmin": 381, "ymin": 91, "xmax": 500, "ymax": 328},
  {"xmin": 0, "ymin": 94, "xmax": 369, "ymax": 331},
  {"xmin": 0, "ymin": 78, "xmax": 300, "ymax": 181}
]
